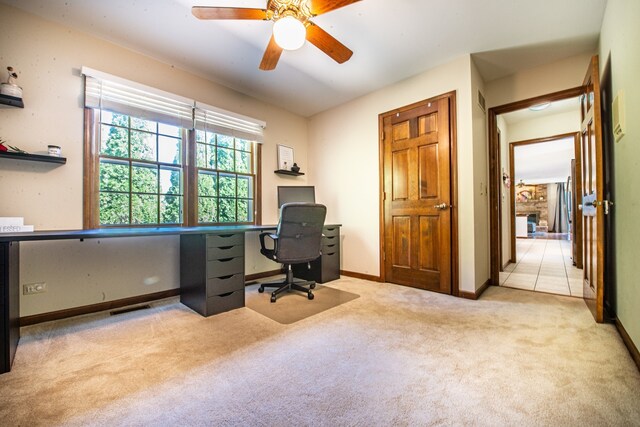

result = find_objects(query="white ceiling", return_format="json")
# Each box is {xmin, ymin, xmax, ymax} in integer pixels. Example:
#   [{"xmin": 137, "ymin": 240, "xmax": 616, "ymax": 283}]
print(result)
[
  {"xmin": 514, "ymin": 137, "xmax": 575, "ymax": 185},
  {"xmin": 1, "ymin": 0, "xmax": 607, "ymax": 117},
  {"xmin": 501, "ymin": 97, "xmax": 581, "ymax": 125}
]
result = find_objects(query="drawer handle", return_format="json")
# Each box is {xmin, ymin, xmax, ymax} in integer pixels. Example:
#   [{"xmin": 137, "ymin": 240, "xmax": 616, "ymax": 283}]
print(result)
[
  {"xmin": 219, "ymin": 234, "xmax": 235, "ymax": 238},
  {"xmin": 218, "ymin": 291, "xmax": 234, "ymax": 297},
  {"xmin": 219, "ymin": 246, "xmax": 233, "ymax": 250},
  {"xmin": 325, "ymin": 244, "xmax": 336, "ymax": 248},
  {"xmin": 326, "ymin": 227, "xmax": 335, "ymax": 231},
  {"xmin": 218, "ymin": 274, "xmax": 234, "ymax": 280},
  {"xmin": 326, "ymin": 252, "xmax": 336, "ymax": 256},
  {"xmin": 218, "ymin": 258, "xmax": 234, "ymax": 262}
]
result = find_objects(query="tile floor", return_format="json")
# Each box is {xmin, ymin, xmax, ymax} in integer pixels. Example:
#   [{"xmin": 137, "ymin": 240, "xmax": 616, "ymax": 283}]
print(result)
[{"xmin": 499, "ymin": 238, "xmax": 584, "ymax": 297}]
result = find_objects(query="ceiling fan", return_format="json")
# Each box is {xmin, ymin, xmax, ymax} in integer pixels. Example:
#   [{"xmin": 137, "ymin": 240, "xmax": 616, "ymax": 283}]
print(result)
[{"xmin": 192, "ymin": 0, "xmax": 361, "ymax": 70}]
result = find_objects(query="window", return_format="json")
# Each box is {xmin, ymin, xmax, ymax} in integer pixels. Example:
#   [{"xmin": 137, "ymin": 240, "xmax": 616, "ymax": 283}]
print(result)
[
  {"xmin": 195, "ymin": 130, "xmax": 256, "ymax": 223},
  {"xmin": 82, "ymin": 68, "xmax": 264, "ymax": 228},
  {"xmin": 98, "ymin": 111, "xmax": 184, "ymax": 225}
]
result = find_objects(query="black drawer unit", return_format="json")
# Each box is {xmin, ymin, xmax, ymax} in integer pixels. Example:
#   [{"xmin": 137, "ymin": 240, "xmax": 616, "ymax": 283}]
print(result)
[
  {"xmin": 180, "ymin": 233, "xmax": 245, "ymax": 316},
  {"xmin": 292, "ymin": 225, "xmax": 340, "ymax": 283}
]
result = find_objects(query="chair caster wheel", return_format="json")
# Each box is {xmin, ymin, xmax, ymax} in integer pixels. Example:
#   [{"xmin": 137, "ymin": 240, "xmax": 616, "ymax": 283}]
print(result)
[
  {"xmin": 258, "ymin": 286, "xmax": 264, "ymax": 293},
  {"xmin": 308, "ymin": 292, "xmax": 314, "ymax": 300},
  {"xmin": 270, "ymin": 296, "xmax": 277, "ymax": 303},
  {"xmin": 310, "ymin": 283, "xmax": 316, "ymax": 289}
]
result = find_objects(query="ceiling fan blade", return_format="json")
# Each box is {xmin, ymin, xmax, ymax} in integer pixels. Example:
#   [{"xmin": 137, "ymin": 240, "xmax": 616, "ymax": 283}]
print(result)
[
  {"xmin": 192, "ymin": 7, "xmax": 268, "ymax": 20},
  {"xmin": 259, "ymin": 35, "xmax": 284, "ymax": 71},
  {"xmin": 308, "ymin": 0, "xmax": 361, "ymax": 15},
  {"xmin": 306, "ymin": 23, "xmax": 353, "ymax": 64}
]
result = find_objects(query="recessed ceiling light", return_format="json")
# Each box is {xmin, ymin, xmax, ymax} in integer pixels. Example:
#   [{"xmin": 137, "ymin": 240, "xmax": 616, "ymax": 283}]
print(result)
[{"xmin": 529, "ymin": 102, "xmax": 551, "ymax": 111}]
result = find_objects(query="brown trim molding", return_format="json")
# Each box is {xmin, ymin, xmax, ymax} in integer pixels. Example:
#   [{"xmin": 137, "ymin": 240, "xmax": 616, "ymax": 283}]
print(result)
[
  {"xmin": 615, "ymin": 317, "xmax": 640, "ymax": 372},
  {"xmin": 340, "ymin": 270, "xmax": 382, "ymax": 282},
  {"xmin": 245, "ymin": 269, "xmax": 282, "ymax": 282},
  {"xmin": 459, "ymin": 279, "xmax": 492, "ymax": 300},
  {"xmin": 488, "ymin": 86, "xmax": 584, "ymax": 287},
  {"xmin": 20, "ymin": 289, "xmax": 180, "ymax": 326}
]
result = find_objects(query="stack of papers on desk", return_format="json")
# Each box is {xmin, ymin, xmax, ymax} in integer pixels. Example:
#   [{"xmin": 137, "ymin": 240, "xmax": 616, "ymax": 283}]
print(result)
[{"xmin": 0, "ymin": 217, "xmax": 34, "ymax": 233}]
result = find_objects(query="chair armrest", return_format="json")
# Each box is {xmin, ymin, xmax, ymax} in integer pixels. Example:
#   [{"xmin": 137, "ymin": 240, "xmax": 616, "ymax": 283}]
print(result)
[{"xmin": 259, "ymin": 232, "xmax": 278, "ymax": 250}]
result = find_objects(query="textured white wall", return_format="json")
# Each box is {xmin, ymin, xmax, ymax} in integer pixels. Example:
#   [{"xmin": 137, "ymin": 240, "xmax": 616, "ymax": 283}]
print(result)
[
  {"xmin": 599, "ymin": 0, "xmax": 640, "ymax": 354},
  {"xmin": 0, "ymin": 4, "xmax": 307, "ymax": 315},
  {"xmin": 308, "ymin": 55, "xmax": 481, "ymax": 293},
  {"xmin": 507, "ymin": 110, "xmax": 581, "ymax": 143}
]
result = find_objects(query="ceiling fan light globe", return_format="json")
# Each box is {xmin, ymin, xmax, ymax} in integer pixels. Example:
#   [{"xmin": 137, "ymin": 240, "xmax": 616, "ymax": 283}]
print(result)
[{"xmin": 273, "ymin": 16, "xmax": 306, "ymax": 50}]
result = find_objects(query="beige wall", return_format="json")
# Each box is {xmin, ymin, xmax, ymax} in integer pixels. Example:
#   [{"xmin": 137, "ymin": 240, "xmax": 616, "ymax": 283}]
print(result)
[
  {"xmin": 507, "ymin": 110, "xmax": 581, "ymax": 143},
  {"xmin": 485, "ymin": 53, "xmax": 593, "ymax": 109},
  {"xmin": 599, "ymin": 0, "xmax": 640, "ymax": 351},
  {"xmin": 0, "ymin": 5, "xmax": 307, "ymax": 315},
  {"xmin": 309, "ymin": 55, "xmax": 485, "ymax": 293},
  {"xmin": 496, "ymin": 115, "xmax": 512, "ymax": 268},
  {"xmin": 470, "ymin": 58, "xmax": 490, "ymax": 289}
]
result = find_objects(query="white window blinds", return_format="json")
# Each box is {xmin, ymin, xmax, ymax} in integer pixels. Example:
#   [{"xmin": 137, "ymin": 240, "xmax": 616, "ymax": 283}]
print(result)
[
  {"xmin": 82, "ymin": 67, "xmax": 194, "ymax": 129},
  {"xmin": 194, "ymin": 102, "xmax": 266, "ymax": 143},
  {"xmin": 82, "ymin": 67, "xmax": 266, "ymax": 141}
]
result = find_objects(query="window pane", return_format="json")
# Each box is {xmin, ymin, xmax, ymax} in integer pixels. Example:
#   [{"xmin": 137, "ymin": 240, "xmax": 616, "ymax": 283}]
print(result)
[
  {"xmin": 101, "ymin": 125, "xmax": 129, "ymax": 158},
  {"xmin": 158, "ymin": 135, "xmax": 181, "ymax": 164},
  {"xmin": 219, "ymin": 198, "xmax": 236, "ymax": 222},
  {"xmin": 160, "ymin": 195, "xmax": 182, "ymax": 224},
  {"xmin": 196, "ymin": 130, "xmax": 206, "ymax": 143},
  {"xmin": 158, "ymin": 122, "xmax": 181, "ymax": 137},
  {"xmin": 217, "ymin": 147, "xmax": 234, "ymax": 171},
  {"xmin": 101, "ymin": 110, "xmax": 129, "ymax": 127},
  {"xmin": 206, "ymin": 132, "xmax": 216, "ymax": 145},
  {"xmin": 131, "ymin": 117, "xmax": 157, "ymax": 132},
  {"xmin": 206, "ymin": 144, "xmax": 216, "ymax": 169},
  {"xmin": 198, "ymin": 172, "xmax": 217, "ymax": 197},
  {"xmin": 100, "ymin": 192, "xmax": 129, "ymax": 225},
  {"xmin": 235, "ymin": 150, "xmax": 251, "ymax": 173},
  {"xmin": 237, "ymin": 176, "xmax": 250, "ymax": 198},
  {"xmin": 131, "ymin": 130, "xmax": 157, "ymax": 161},
  {"xmin": 100, "ymin": 161, "xmax": 130, "ymax": 192},
  {"xmin": 132, "ymin": 164, "xmax": 158, "ymax": 194},
  {"xmin": 160, "ymin": 167, "xmax": 181, "ymax": 195},
  {"xmin": 198, "ymin": 197, "xmax": 218, "ymax": 223},
  {"xmin": 235, "ymin": 138, "xmax": 251, "ymax": 151},
  {"xmin": 219, "ymin": 174, "xmax": 236, "ymax": 198},
  {"xmin": 217, "ymin": 134, "xmax": 234, "ymax": 148},
  {"xmin": 237, "ymin": 199, "xmax": 251, "ymax": 222},
  {"xmin": 132, "ymin": 194, "xmax": 159, "ymax": 224},
  {"xmin": 196, "ymin": 143, "xmax": 206, "ymax": 168}
]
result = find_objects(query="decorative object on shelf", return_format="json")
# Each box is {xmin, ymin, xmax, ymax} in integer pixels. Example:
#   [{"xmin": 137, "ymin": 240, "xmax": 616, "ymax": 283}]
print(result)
[
  {"xmin": 0, "ymin": 66, "xmax": 23, "ymax": 99},
  {"xmin": 0, "ymin": 138, "xmax": 26, "ymax": 153},
  {"xmin": 277, "ymin": 144, "xmax": 294, "ymax": 171},
  {"xmin": 290, "ymin": 162, "xmax": 300, "ymax": 173},
  {"xmin": 48, "ymin": 145, "xmax": 62, "ymax": 157},
  {"xmin": 516, "ymin": 179, "xmax": 525, "ymax": 188}
]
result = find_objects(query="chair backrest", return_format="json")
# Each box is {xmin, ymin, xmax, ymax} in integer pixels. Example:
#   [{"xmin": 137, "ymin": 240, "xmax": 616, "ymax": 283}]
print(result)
[{"xmin": 274, "ymin": 203, "xmax": 327, "ymax": 264}]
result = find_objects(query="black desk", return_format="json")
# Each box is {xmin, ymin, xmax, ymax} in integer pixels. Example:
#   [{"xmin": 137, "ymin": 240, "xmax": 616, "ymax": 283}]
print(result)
[{"xmin": 0, "ymin": 224, "xmax": 340, "ymax": 374}]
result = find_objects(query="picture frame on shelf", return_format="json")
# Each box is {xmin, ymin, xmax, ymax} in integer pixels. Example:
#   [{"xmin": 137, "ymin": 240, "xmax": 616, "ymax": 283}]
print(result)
[{"xmin": 277, "ymin": 144, "xmax": 294, "ymax": 171}]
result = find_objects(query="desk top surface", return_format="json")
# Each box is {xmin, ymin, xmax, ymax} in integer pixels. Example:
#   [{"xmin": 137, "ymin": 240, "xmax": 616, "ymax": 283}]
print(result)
[{"xmin": 0, "ymin": 224, "xmax": 341, "ymax": 242}]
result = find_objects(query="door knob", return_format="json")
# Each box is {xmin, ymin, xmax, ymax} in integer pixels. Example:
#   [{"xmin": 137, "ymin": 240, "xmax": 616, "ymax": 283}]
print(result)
[{"xmin": 434, "ymin": 203, "xmax": 449, "ymax": 210}]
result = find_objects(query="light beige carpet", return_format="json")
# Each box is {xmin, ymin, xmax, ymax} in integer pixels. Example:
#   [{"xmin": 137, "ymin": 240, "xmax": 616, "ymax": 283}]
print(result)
[
  {"xmin": 1, "ymin": 278, "xmax": 639, "ymax": 426},
  {"xmin": 245, "ymin": 282, "xmax": 360, "ymax": 324}
]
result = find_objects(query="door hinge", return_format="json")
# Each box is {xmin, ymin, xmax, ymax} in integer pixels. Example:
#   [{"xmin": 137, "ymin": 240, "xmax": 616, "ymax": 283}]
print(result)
[{"xmin": 603, "ymin": 200, "xmax": 614, "ymax": 215}]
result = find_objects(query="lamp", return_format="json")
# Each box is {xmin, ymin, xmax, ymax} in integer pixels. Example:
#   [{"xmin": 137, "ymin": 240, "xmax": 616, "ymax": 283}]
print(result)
[
  {"xmin": 529, "ymin": 102, "xmax": 551, "ymax": 111},
  {"xmin": 273, "ymin": 16, "xmax": 306, "ymax": 50}
]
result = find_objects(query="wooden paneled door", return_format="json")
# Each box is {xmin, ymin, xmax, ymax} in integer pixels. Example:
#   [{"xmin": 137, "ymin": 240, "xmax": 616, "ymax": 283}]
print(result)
[
  {"xmin": 380, "ymin": 93, "xmax": 456, "ymax": 294},
  {"xmin": 580, "ymin": 55, "xmax": 606, "ymax": 323}
]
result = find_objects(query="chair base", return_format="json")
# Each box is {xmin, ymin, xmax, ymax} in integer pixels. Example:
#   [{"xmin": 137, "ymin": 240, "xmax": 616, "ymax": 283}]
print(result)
[{"xmin": 258, "ymin": 267, "xmax": 316, "ymax": 303}]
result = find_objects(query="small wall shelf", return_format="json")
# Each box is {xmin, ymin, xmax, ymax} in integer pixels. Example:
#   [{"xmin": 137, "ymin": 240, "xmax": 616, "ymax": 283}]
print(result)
[
  {"xmin": 274, "ymin": 169, "xmax": 304, "ymax": 176},
  {"xmin": 0, "ymin": 94, "xmax": 24, "ymax": 108},
  {"xmin": 0, "ymin": 151, "xmax": 66, "ymax": 165}
]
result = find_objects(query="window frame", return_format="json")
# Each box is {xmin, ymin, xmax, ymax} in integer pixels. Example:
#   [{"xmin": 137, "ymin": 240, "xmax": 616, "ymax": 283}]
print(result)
[{"xmin": 84, "ymin": 108, "xmax": 262, "ymax": 229}]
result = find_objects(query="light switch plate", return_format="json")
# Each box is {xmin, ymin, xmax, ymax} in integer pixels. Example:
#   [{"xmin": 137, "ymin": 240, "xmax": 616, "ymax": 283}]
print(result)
[{"xmin": 612, "ymin": 90, "xmax": 625, "ymax": 142}]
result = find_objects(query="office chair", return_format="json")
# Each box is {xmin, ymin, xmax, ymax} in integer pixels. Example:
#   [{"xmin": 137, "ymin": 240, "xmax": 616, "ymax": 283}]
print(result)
[{"xmin": 258, "ymin": 203, "xmax": 327, "ymax": 303}]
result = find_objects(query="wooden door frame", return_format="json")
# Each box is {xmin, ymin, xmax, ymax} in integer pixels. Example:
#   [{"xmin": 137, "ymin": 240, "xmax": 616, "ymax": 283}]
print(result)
[
  {"xmin": 508, "ymin": 132, "xmax": 581, "ymax": 259},
  {"xmin": 378, "ymin": 91, "xmax": 459, "ymax": 296},
  {"xmin": 488, "ymin": 86, "xmax": 584, "ymax": 286}
]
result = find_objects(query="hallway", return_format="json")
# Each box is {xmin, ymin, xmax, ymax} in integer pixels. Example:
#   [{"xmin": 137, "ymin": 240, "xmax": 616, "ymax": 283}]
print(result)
[{"xmin": 499, "ymin": 238, "xmax": 583, "ymax": 297}]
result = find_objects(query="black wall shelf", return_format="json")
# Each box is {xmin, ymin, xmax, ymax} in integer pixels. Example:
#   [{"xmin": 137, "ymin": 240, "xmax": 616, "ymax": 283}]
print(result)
[
  {"xmin": 0, "ymin": 151, "xmax": 66, "ymax": 165},
  {"xmin": 274, "ymin": 169, "xmax": 304, "ymax": 176},
  {"xmin": 0, "ymin": 94, "xmax": 24, "ymax": 108}
]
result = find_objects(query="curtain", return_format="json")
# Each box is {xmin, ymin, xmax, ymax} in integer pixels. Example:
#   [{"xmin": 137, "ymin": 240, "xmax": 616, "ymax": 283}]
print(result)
[{"xmin": 550, "ymin": 183, "xmax": 569, "ymax": 233}]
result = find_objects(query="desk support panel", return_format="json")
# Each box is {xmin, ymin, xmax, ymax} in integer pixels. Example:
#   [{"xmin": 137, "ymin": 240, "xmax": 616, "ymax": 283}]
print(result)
[{"xmin": 1, "ymin": 242, "xmax": 20, "ymax": 374}]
